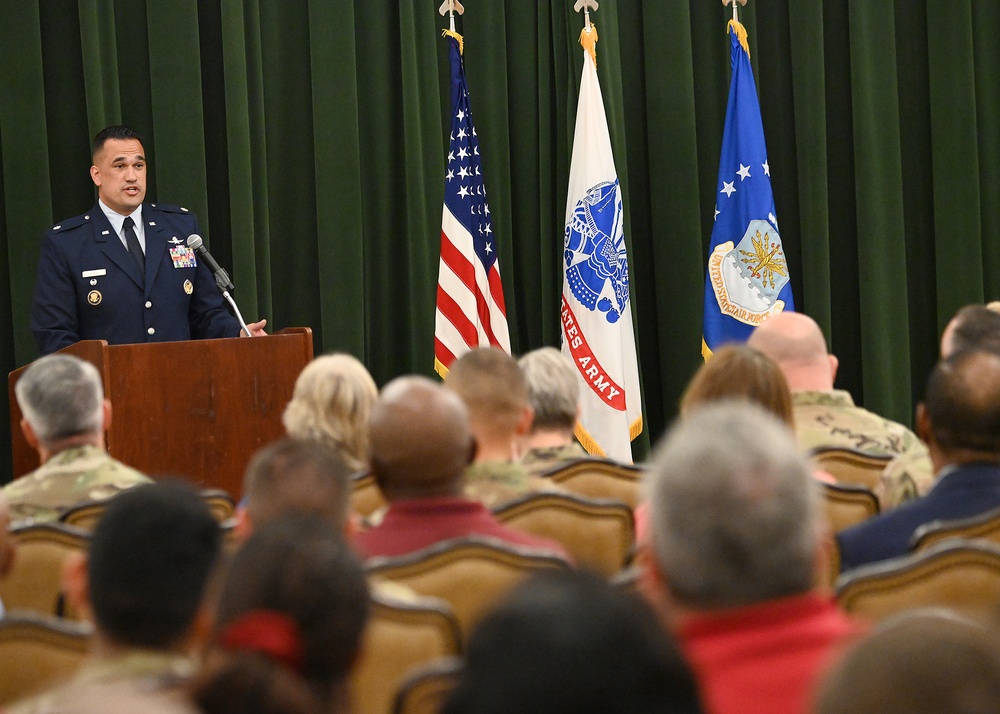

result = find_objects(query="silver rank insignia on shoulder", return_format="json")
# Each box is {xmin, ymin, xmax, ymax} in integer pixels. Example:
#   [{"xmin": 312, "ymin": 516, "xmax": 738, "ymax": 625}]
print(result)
[
  {"xmin": 183, "ymin": 279, "xmax": 193, "ymax": 295},
  {"xmin": 87, "ymin": 290, "xmax": 102, "ymax": 306}
]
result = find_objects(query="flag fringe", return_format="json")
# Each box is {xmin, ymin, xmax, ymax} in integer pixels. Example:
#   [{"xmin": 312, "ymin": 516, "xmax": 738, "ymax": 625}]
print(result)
[
  {"xmin": 574, "ymin": 422, "xmax": 608, "ymax": 459},
  {"xmin": 727, "ymin": 19, "xmax": 750, "ymax": 59},
  {"xmin": 579, "ymin": 24, "xmax": 598, "ymax": 69},
  {"xmin": 629, "ymin": 416, "xmax": 643, "ymax": 441},
  {"xmin": 434, "ymin": 357, "xmax": 450, "ymax": 380},
  {"xmin": 701, "ymin": 338, "xmax": 713, "ymax": 362},
  {"xmin": 442, "ymin": 29, "xmax": 464, "ymax": 56}
]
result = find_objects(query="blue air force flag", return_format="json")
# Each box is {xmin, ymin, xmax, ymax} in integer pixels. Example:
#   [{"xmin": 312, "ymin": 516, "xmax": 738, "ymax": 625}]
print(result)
[
  {"xmin": 561, "ymin": 30, "xmax": 642, "ymax": 462},
  {"xmin": 703, "ymin": 22, "xmax": 794, "ymax": 358}
]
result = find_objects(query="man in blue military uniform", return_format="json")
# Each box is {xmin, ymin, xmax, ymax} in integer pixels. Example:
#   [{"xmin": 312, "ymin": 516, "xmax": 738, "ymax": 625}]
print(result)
[{"xmin": 30, "ymin": 125, "xmax": 265, "ymax": 355}]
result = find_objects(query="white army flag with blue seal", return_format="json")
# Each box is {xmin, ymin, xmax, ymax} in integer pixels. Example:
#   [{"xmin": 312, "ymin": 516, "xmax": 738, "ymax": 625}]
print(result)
[{"xmin": 561, "ymin": 26, "xmax": 642, "ymax": 462}]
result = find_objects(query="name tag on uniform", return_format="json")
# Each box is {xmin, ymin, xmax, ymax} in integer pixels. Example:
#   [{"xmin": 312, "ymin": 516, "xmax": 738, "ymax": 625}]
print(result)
[
  {"xmin": 82, "ymin": 269, "xmax": 106, "ymax": 278},
  {"xmin": 169, "ymin": 246, "xmax": 197, "ymax": 268}
]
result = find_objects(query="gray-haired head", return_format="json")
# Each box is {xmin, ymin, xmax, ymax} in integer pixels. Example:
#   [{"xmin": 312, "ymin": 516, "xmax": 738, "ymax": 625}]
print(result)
[
  {"xmin": 15, "ymin": 355, "xmax": 105, "ymax": 447},
  {"xmin": 518, "ymin": 347, "xmax": 579, "ymax": 433},
  {"xmin": 648, "ymin": 401, "xmax": 819, "ymax": 609}
]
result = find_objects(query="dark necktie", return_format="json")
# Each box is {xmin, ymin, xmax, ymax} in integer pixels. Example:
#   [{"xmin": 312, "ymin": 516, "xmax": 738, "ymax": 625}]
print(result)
[{"xmin": 123, "ymin": 216, "xmax": 145, "ymax": 275}]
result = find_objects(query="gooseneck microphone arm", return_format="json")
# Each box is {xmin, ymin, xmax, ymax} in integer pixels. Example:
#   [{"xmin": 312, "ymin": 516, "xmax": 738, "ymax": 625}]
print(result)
[{"xmin": 186, "ymin": 234, "xmax": 253, "ymax": 336}]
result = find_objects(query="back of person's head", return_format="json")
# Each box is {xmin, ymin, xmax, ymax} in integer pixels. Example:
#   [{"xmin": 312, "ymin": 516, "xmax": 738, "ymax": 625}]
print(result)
[
  {"xmin": 648, "ymin": 402, "xmax": 819, "ymax": 609},
  {"xmin": 92, "ymin": 125, "xmax": 143, "ymax": 158},
  {"xmin": 193, "ymin": 515, "xmax": 370, "ymax": 714},
  {"xmin": 282, "ymin": 354, "xmax": 378, "ymax": 472},
  {"xmin": 518, "ymin": 347, "xmax": 579, "ymax": 434},
  {"xmin": 681, "ymin": 345, "xmax": 794, "ymax": 427},
  {"xmin": 940, "ymin": 304, "xmax": 1000, "ymax": 358},
  {"xmin": 923, "ymin": 348, "xmax": 1000, "ymax": 458},
  {"xmin": 815, "ymin": 610, "xmax": 1000, "ymax": 714},
  {"xmin": 368, "ymin": 375, "xmax": 474, "ymax": 500},
  {"xmin": 242, "ymin": 438, "xmax": 353, "ymax": 533},
  {"xmin": 445, "ymin": 347, "xmax": 529, "ymax": 439},
  {"xmin": 15, "ymin": 354, "xmax": 104, "ymax": 447},
  {"xmin": 746, "ymin": 312, "xmax": 837, "ymax": 391},
  {"xmin": 88, "ymin": 480, "xmax": 221, "ymax": 649},
  {"xmin": 442, "ymin": 570, "xmax": 703, "ymax": 714}
]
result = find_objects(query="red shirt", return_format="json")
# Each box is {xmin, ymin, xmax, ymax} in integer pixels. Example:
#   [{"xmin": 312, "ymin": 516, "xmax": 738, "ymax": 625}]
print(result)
[
  {"xmin": 679, "ymin": 592, "xmax": 865, "ymax": 714},
  {"xmin": 353, "ymin": 497, "xmax": 570, "ymax": 561}
]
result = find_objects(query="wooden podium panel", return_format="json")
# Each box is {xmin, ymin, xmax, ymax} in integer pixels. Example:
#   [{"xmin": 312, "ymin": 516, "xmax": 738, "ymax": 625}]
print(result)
[{"xmin": 8, "ymin": 329, "xmax": 312, "ymax": 499}]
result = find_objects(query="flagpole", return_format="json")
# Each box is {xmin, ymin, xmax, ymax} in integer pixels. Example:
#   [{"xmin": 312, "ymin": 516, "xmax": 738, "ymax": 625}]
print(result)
[
  {"xmin": 723, "ymin": 0, "xmax": 748, "ymax": 25},
  {"xmin": 574, "ymin": 0, "xmax": 598, "ymax": 33},
  {"xmin": 438, "ymin": 0, "xmax": 465, "ymax": 34}
]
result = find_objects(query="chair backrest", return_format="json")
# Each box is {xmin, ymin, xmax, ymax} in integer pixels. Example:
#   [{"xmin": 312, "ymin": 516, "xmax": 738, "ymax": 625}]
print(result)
[
  {"xmin": 350, "ymin": 589, "xmax": 462, "ymax": 714},
  {"xmin": 0, "ymin": 523, "xmax": 89, "ymax": 619},
  {"xmin": 392, "ymin": 657, "xmax": 462, "ymax": 714},
  {"xmin": 493, "ymin": 492, "xmax": 634, "ymax": 576},
  {"xmin": 822, "ymin": 482, "xmax": 880, "ymax": 533},
  {"xmin": 0, "ymin": 612, "xmax": 93, "ymax": 705},
  {"xmin": 351, "ymin": 471, "xmax": 387, "ymax": 518},
  {"xmin": 60, "ymin": 487, "xmax": 235, "ymax": 529},
  {"xmin": 811, "ymin": 447, "xmax": 892, "ymax": 490},
  {"xmin": 910, "ymin": 505, "xmax": 1000, "ymax": 551},
  {"xmin": 835, "ymin": 540, "xmax": 1000, "ymax": 623},
  {"xmin": 366, "ymin": 537, "xmax": 569, "ymax": 640},
  {"xmin": 543, "ymin": 458, "xmax": 644, "ymax": 509}
]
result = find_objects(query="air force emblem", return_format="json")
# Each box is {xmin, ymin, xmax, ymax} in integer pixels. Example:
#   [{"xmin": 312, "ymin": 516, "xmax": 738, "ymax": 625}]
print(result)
[
  {"xmin": 709, "ymin": 218, "xmax": 789, "ymax": 326},
  {"xmin": 564, "ymin": 180, "xmax": 630, "ymax": 324}
]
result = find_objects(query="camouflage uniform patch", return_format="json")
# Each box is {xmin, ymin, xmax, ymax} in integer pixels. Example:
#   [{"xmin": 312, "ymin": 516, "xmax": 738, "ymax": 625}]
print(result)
[
  {"xmin": 2, "ymin": 445, "xmax": 151, "ymax": 523},
  {"xmin": 793, "ymin": 390, "xmax": 933, "ymax": 510},
  {"xmin": 519, "ymin": 442, "xmax": 589, "ymax": 478},
  {"xmin": 463, "ymin": 460, "xmax": 565, "ymax": 508}
]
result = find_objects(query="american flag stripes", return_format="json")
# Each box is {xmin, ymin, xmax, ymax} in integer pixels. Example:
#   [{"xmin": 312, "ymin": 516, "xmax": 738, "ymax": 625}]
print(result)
[{"xmin": 434, "ymin": 34, "xmax": 511, "ymax": 376}]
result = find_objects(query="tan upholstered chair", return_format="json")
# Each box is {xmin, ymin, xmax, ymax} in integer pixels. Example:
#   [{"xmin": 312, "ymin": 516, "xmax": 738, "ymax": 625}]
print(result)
[
  {"xmin": 351, "ymin": 471, "xmax": 387, "ymax": 518},
  {"xmin": 493, "ymin": 492, "xmax": 634, "ymax": 576},
  {"xmin": 366, "ymin": 537, "xmax": 569, "ymax": 640},
  {"xmin": 350, "ymin": 589, "xmax": 462, "ymax": 714},
  {"xmin": 392, "ymin": 657, "xmax": 462, "ymax": 714},
  {"xmin": 835, "ymin": 540, "xmax": 1000, "ymax": 623},
  {"xmin": 811, "ymin": 447, "xmax": 892, "ymax": 490},
  {"xmin": 542, "ymin": 458, "xmax": 644, "ymax": 508},
  {"xmin": 910, "ymin": 505, "xmax": 1000, "ymax": 551},
  {"xmin": 60, "ymin": 488, "xmax": 235, "ymax": 529},
  {"xmin": 0, "ymin": 523, "xmax": 89, "ymax": 619},
  {"xmin": 0, "ymin": 612, "xmax": 93, "ymax": 705},
  {"xmin": 822, "ymin": 482, "xmax": 879, "ymax": 533}
]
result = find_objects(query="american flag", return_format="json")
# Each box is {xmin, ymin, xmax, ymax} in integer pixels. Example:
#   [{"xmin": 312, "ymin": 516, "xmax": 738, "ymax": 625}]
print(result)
[{"xmin": 434, "ymin": 34, "xmax": 511, "ymax": 376}]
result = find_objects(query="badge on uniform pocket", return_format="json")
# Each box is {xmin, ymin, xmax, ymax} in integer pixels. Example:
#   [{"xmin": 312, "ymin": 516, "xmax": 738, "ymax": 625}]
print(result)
[
  {"xmin": 88, "ymin": 290, "xmax": 102, "ymax": 306},
  {"xmin": 183, "ymin": 279, "xmax": 193, "ymax": 295}
]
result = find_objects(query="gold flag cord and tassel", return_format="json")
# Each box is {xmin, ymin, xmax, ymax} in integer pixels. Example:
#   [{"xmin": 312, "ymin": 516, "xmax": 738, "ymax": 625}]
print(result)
[
  {"xmin": 442, "ymin": 28, "xmax": 464, "ymax": 55},
  {"xmin": 579, "ymin": 23, "xmax": 598, "ymax": 68},
  {"xmin": 727, "ymin": 18, "xmax": 750, "ymax": 58}
]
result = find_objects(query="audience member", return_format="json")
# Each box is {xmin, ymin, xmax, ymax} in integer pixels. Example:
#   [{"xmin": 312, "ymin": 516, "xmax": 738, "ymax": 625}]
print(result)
[
  {"xmin": 9, "ymin": 481, "xmax": 221, "ymax": 713},
  {"xmin": 192, "ymin": 516, "xmax": 369, "ymax": 714},
  {"xmin": 445, "ymin": 347, "xmax": 557, "ymax": 505},
  {"xmin": 442, "ymin": 570, "xmax": 703, "ymax": 714},
  {"xmin": 238, "ymin": 438, "xmax": 353, "ymax": 538},
  {"xmin": 940, "ymin": 303, "xmax": 1000, "ymax": 358},
  {"xmin": 814, "ymin": 610, "xmax": 1000, "ymax": 714},
  {"xmin": 748, "ymin": 312, "xmax": 932, "ymax": 508},
  {"xmin": 837, "ymin": 349, "xmax": 1000, "ymax": 571},
  {"xmin": 5, "ymin": 354, "xmax": 150, "ymax": 522},
  {"xmin": 681, "ymin": 344, "xmax": 793, "ymax": 423},
  {"xmin": 516, "ymin": 347, "xmax": 589, "ymax": 477},
  {"xmin": 645, "ymin": 402, "xmax": 863, "ymax": 714},
  {"xmin": 282, "ymin": 354, "xmax": 378, "ymax": 473},
  {"xmin": 353, "ymin": 376, "xmax": 568, "ymax": 560},
  {"xmin": 0, "ymin": 493, "xmax": 15, "ymax": 618}
]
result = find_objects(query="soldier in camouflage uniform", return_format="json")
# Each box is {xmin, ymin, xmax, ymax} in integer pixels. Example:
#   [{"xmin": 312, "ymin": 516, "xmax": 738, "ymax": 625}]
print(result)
[
  {"xmin": 4, "ymin": 354, "xmax": 150, "ymax": 523},
  {"xmin": 516, "ymin": 347, "xmax": 591, "ymax": 478},
  {"xmin": 446, "ymin": 348, "xmax": 565, "ymax": 507},
  {"xmin": 749, "ymin": 312, "xmax": 932, "ymax": 509}
]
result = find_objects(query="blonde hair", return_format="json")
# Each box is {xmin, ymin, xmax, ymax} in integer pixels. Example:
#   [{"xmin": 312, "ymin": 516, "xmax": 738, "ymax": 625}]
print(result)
[{"xmin": 282, "ymin": 354, "xmax": 378, "ymax": 472}]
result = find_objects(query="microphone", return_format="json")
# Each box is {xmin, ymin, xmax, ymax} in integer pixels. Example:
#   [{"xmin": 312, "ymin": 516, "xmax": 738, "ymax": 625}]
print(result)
[{"xmin": 186, "ymin": 234, "xmax": 235, "ymax": 293}]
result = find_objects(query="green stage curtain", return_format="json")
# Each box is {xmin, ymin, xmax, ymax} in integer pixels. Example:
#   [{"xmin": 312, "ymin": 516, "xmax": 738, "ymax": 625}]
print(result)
[{"xmin": 1, "ymin": 1, "xmax": 998, "ymax": 481}]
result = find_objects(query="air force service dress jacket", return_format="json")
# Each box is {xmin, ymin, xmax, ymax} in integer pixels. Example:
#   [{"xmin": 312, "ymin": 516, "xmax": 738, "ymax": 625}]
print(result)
[{"xmin": 30, "ymin": 203, "xmax": 241, "ymax": 355}]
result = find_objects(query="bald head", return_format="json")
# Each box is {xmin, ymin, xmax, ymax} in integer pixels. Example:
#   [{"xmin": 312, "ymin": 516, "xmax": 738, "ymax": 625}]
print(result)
[
  {"xmin": 369, "ymin": 376, "xmax": 475, "ymax": 500},
  {"xmin": 940, "ymin": 305, "xmax": 1000, "ymax": 358},
  {"xmin": 922, "ymin": 349, "xmax": 1000, "ymax": 461},
  {"xmin": 747, "ymin": 312, "xmax": 837, "ymax": 391}
]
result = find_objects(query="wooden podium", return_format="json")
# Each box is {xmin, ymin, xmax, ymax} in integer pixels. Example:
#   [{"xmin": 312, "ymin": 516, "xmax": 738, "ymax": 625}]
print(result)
[{"xmin": 7, "ymin": 328, "xmax": 313, "ymax": 499}]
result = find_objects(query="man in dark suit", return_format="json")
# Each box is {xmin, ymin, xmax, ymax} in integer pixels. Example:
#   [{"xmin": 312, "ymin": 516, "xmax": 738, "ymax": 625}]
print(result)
[
  {"xmin": 30, "ymin": 125, "xmax": 265, "ymax": 355},
  {"xmin": 837, "ymin": 347, "xmax": 1000, "ymax": 572}
]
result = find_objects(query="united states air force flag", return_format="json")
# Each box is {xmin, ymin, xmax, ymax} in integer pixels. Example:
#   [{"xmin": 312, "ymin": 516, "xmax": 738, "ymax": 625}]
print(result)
[
  {"xmin": 703, "ymin": 21, "xmax": 794, "ymax": 359},
  {"xmin": 561, "ymin": 28, "xmax": 642, "ymax": 462},
  {"xmin": 434, "ymin": 32, "xmax": 511, "ymax": 376}
]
